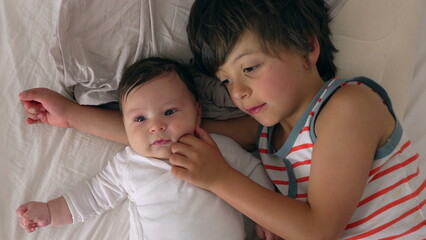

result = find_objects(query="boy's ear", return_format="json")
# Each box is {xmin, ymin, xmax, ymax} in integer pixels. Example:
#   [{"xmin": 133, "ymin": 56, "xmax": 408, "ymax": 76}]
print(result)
[{"xmin": 305, "ymin": 36, "xmax": 320, "ymax": 67}]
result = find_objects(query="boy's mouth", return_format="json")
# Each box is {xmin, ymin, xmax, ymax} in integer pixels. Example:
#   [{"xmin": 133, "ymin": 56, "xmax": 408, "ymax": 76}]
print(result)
[{"xmin": 246, "ymin": 103, "xmax": 266, "ymax": 115}]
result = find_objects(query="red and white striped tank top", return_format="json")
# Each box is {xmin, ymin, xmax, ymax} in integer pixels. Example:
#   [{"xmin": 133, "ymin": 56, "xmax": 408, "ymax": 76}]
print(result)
[{"xmin": 257, "ymin": 77, "xmax": 425, "ymax": 239}]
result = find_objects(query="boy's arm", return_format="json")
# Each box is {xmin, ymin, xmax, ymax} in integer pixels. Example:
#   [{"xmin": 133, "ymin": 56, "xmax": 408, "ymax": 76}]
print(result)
[
  {"xmin": 202, "ymin": 115, "xmax": 259, "ymax": 151},
  {"xmin": 19, "ymin": 88, "xmax": 129, "ymax": 145},
  {"xmin": 16, "ymin": 196, "xmax": 72, "ymax": 233},
  {"xmin": 170, "ymin": 86, "xmax": 393, "ymax": 239}
]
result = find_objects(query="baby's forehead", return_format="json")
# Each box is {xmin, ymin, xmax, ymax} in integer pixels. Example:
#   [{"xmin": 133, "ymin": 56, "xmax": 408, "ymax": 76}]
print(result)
[{"xmin": 122, "ymin": 76, "xmax": 195, "ymax": 104}]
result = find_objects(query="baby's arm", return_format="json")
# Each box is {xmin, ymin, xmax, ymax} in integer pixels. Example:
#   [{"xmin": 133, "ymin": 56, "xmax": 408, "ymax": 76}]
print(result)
[
  {"xmin": 19, "ymin": 88, "xmax": 128, "ymax": 145},
  {"xmin": 16, "ymin": 149, "xmax": 128, "ymax": 233},
  {"xmin": 19, "ymin": 88, "xmax": 257, "ymax": 147},
  {"xmin": 16, "ymin": 197, "xmax": 72, "ymax": 233}
]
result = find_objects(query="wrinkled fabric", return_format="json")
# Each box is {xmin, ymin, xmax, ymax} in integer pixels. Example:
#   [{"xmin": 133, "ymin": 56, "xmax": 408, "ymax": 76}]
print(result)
[{"xmin": 50, "ymin": 0, "xmax": 347, "ymax": 119}]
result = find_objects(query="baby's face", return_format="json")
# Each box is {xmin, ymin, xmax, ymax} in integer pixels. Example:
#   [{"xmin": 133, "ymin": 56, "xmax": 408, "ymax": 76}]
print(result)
[{"xmin": 122, "ymin": 72, "xmax": 200, "ymax": 160}]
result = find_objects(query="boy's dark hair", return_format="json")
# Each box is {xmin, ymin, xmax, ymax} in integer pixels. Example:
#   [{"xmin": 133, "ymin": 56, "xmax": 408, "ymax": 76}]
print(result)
[
  {"xmin": 117, "ymin": 57, "xmax": 198, "ymax": 111},
  {"xmin": 187, "ymin": 0, "xmax": 337, "ymax": 81}
]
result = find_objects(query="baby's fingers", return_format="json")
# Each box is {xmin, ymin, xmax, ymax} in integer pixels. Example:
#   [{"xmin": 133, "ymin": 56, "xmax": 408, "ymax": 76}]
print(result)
[
  {"xmin": 16, "ymin": 204, "xmax": 29, "ymax": 217},
  {"xmin": 20, "ymin": 100, "xmax": 45, "ymax": 114},
  {"xmin": 24, "ymin": 224, "xmax": 37, "ymax": 233},
  {"xmin": 18, "ymin": 216, "xmax": 36, "ymax": 232},
  {"xmin": 24, "ymin": 112, "xmax": 47, "ymax": 125}
]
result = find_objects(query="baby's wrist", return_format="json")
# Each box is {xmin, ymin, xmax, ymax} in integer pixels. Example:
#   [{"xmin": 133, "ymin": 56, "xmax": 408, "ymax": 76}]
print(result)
[
  {"xmin": 45, "ymin": 201, "xmax": 54, "ymax": 226},
  {"xmin": 46, "ymin": 196, "xmax": 72, "ymax": 225},
  {"xmin": 66, "ymin": 102, "xmax": 80, "ymax": 129}
]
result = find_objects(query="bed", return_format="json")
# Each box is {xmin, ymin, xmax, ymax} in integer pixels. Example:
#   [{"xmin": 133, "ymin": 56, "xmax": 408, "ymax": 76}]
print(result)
[{"xmin": 1, "ymin": 0, "xmax": 425, "ymax": 239}]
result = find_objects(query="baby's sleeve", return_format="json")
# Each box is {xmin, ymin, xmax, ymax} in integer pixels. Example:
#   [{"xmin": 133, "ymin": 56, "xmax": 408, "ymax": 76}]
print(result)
[
  {"xmin": 63, "ymin": 149, "xmax": 129, "ymax": 223},
  {"xmin": 212, "ymin": 134, "xmax": 274, "ymax": 191}
]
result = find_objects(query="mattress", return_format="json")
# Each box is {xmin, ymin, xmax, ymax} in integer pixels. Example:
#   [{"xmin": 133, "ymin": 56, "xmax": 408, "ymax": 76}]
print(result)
[{"xmin": 1, "ymin": 0, "xmax": 424, "ymax": 239}]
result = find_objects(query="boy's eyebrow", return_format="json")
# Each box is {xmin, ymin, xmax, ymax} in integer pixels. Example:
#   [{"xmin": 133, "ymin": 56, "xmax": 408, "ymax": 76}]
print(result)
[
  {"xmin": 230, "ymin": 53, "xmax": 249, "ymax": 64},
  {"xmin": 226, "ymin": 49, "xmax": 257, "ymax": 65}
]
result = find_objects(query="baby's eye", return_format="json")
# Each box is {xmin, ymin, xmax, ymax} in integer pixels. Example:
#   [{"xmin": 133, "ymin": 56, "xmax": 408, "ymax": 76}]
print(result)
[
  {"xmin": 134, "ymin": 116, "xmax": 147, "ymax": 122},
  {"xmin": 164, "ymin": 109, "xmax": 176, "ymax": 116},
  {"xmin": 243, "ymin": 65, "xmax": 257, "ymax": 73}
]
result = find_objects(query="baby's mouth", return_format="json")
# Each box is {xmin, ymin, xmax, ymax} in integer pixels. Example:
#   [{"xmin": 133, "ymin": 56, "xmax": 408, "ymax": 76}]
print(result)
[{"xmin": 152, "ymin": 139, "xmax": 171, "ymax": 146}]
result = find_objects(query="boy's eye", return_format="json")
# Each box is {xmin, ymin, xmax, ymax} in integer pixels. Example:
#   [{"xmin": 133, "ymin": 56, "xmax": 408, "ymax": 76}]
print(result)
[
  {"xmin": 134, "ymin": 116, "xmax": 147, "ymax": 122},
  {"xmin": 243, "ymin": 65, "xmax": 257, "ymax": 73},
  {"xmin": 164, "ymin": 109, "xmax": 176, "ymax": 116}
]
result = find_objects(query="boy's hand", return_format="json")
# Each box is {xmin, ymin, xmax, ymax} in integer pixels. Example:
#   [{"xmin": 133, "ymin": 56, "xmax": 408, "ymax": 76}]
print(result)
[
  {"xmin": 19, "ymin": 88, "xmax": 76, "ymax": 128},
  {"xmin": 170, "ymin": 126, "xmax": 232, "ymax": 191},
  {"xmin": 16, "ymin": 202, "xmax": 51, "ymax": 233}
]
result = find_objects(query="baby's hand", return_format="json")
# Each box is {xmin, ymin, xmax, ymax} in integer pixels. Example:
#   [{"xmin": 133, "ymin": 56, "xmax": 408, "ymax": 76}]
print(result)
[
  {"xmin": 19, "ymin": 88, "xmax": 77, "ymax": 128},
  {"xmin": 16, "ymin": 201, "xmax": 51, "ymax": 233},
  {"xmin": 255, "ymin": 224, "xmax": 280, "ymax": 240}
]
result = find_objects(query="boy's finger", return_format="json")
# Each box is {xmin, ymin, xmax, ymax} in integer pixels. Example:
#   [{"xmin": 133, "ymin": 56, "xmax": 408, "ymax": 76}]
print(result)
[
  {"xmin": 170, "ymin": 142, "xmax": 187, "ymax": 155},
  {"xmin": 169, "ymin": 152, "xmax": 189, "ymax": 167},
  {"xmin": 171, "ymin": 165, "xmax": 190, "ymax": 181},
  {"xmin": 178, "ymin": 127, "xmax": 215, "ymax": 147},
  {"xmin": 195, "ymin": 126, "xmax": 216, "ymax": 145}
]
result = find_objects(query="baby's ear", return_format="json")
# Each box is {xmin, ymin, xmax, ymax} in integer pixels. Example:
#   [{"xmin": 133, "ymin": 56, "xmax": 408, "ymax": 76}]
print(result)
[{"xmin": 195, "ymin": 102, "xmax": 202, "ymax": 125}]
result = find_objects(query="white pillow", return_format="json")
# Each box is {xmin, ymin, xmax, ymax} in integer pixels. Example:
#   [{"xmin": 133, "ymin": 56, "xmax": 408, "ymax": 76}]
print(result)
[
  {"xmin": 331, "ymin": 0, "xmax": 423, "ymax": 119},
  {"xmin": 50, "ymin": 0, "xmax": 423, "ymax": 121},
  {"xmin": 50, "ymin": 0, "xmax": 195, "ymax": 106}
]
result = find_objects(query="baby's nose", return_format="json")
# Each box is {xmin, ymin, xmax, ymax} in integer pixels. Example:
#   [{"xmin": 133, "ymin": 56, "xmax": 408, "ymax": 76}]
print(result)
[{"xmin": 149, "ymin": 121, "xmax": 166, "ymax": 133}]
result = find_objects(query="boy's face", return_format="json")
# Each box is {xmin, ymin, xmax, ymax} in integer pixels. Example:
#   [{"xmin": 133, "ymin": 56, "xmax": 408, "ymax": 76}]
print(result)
[
  {"xmin": 216, "ymin": 30, "xmax": 322, "ymax": 127},
  {"xmin": 122, "ymin": 72, "xmax": 200, "ymax": 160}
]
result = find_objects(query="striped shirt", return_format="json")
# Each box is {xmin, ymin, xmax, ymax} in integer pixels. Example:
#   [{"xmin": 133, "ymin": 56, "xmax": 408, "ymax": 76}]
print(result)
[{"xmin": 257, "ymin": 77, "xmax": 425, "ymax": 239}]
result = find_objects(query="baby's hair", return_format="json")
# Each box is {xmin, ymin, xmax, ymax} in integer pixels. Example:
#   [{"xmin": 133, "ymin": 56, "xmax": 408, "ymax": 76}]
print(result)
[
  {"xmin": 187, "ymin": 0, "xmax": 337, "ymax": 81},
  {"xmin": 117, "ymin": 57, "xmax": 198, "ymax": 111}
]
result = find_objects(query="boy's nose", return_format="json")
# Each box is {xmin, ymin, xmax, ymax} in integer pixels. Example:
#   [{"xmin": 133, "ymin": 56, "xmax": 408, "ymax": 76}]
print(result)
[{"xmin": 230, "ymin": 79, "xmax": 250, "ymax": 100}]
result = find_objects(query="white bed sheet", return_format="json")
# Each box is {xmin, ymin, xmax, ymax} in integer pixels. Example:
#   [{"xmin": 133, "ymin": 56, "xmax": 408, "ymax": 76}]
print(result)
[
  {"xmin": 1, "ymin": 1, "xmax": 425, "ymax": 240},
  {"xmin": 403, "ymin": 0, "xmax": 426, "ymax": 177},
  {"xmin": 0, "ymin": 1, "xmax": 130, "ymax": 239}
]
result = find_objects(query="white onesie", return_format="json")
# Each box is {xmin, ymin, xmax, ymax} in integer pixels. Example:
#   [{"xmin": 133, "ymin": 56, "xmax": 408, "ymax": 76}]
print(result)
[{"xmin": 63, "ymin": 134, "xmax": 273, "ymax": 240}]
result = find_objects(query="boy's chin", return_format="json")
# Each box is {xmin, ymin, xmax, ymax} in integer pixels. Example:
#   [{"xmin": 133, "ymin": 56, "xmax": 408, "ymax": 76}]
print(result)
[{"xmin": 255, "ymin": 118, "xmax": 278, "ymax": 128}]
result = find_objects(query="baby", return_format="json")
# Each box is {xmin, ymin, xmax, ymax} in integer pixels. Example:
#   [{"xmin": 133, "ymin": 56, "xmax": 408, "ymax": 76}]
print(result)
[{"xmin": 16, "ymin": 57, "xmax": 273, "ymax": 240}]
